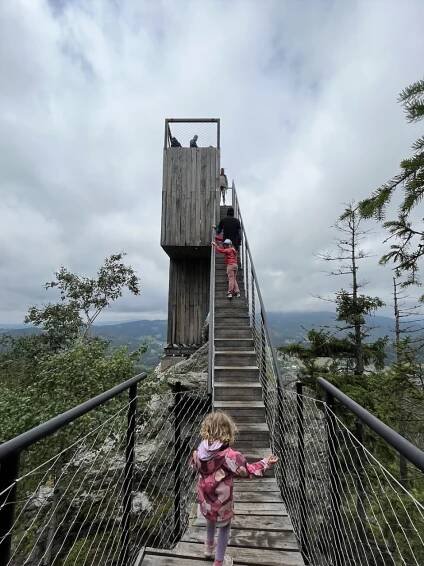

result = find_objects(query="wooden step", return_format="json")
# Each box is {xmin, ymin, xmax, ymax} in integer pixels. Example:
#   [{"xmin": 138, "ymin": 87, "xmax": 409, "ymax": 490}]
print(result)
[
  {"xmin": 215, "ymin": 300, "xmax": 248, "ymax": 309},
  {"xmin": 214, "ymin": 366, "xmax": 259, "ymax": 381},
  {"xmin": 215, "ymin": 351, "xmax": 257, "ymax": 366},
  {"xmin": 237, "ymin": 422, "xmax": 269, "ymax": 443},
  {"xmin": 214, "ymin": 400, "xmax": 265, "ymax": 418},
  {"xmin": 214, "ymin": 338, "xmax": 254, "ymax": 351},
  {"xmin": 214, "ymin": 317, "xmax": 251, "ymax": 328},
  {"xmin": 215, "ymin": 308, "xmax": 249, "ymax": 319},
  {"xmin": 214, "ymin": 382, "xmax": 263, "ymax": 401},
  {"xmin": 215, "ymin": 327, "xmax": 252, "ymax": 338},
  {"xmin": 173, "ymin": 542, "xmax": 305, "ymax": 566},
  {"xmin": 182, "ymin": 525, "xmax": 299, "ymax": 550},
  {"xmin": 234, "ymin": 440, "xmax": 270, "ymax": 452},
  {"xmin": 215, "ymin": 312, "xmax": 250, "ymax": 321},
  {"xmin": 193, "ymin": 513, "xmax": 292, "ymax": 531}
]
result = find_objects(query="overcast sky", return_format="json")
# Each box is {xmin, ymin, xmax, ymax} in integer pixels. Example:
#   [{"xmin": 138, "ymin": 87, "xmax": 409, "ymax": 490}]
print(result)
[{"xmin": 1, "ymin": 0, "xmax": 423, "ymax": 325}]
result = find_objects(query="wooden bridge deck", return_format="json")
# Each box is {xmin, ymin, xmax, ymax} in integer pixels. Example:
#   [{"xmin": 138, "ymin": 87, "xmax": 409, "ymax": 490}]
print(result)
[{"xmin": 142, "ymin": 250, "xmax": 304, "ymax": 565}]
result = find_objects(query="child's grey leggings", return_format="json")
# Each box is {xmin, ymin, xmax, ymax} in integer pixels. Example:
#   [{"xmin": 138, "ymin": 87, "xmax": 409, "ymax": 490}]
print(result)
[{"xmin": 206, "ymin": 520, "xmax": 231, "ymax": 562}]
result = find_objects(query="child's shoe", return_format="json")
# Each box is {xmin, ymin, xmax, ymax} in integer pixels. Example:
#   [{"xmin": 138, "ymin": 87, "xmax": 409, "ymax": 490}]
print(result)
[
  {"xmin": 227, "ymin": 292, "xmax": 233, "ymax": 299},
  {"xmin": 214, "ymin": 557, "xmax": 233, "ymax": 566},
  {"xmin": 204, "ymin": 542, "xmax": 215, "ymax": 559},
  {"xmin": 235, "ymin": 292, "xmax": 241, "ymax": 298}
]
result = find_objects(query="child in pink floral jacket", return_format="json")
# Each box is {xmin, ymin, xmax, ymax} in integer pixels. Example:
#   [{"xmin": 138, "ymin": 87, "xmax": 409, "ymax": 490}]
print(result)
[{"xmin": 191, "ymin": 411, "xmax": 277, "ymax": 566}]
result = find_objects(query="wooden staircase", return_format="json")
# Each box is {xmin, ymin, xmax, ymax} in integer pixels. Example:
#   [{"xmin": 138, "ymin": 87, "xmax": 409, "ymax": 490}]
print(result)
[{"xmin": 142, "ymin": 251, "xmax": 304, "ymax": 565}]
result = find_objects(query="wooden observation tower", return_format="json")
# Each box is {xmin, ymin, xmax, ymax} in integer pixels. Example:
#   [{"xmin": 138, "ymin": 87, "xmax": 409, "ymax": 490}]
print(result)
[{"xmin": 161, "ymin": 118, "xmax": 220, "ymax": 363}]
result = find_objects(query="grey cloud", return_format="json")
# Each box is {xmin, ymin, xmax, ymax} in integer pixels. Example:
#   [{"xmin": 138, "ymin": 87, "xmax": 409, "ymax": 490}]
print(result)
[{"xmin": 1, "ymin": 0, "xmax": 423, "ymax": 324}]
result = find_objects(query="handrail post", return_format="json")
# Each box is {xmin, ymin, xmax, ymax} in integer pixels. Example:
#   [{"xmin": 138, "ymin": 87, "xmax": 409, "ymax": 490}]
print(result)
[
  {"xmin": 251, "ymin": 271, "xmax": 255, "ymax": 330},
  {"xmin": 0, "ymin": 452, "xmax": 20, "ymax": 566},
  {"xmin": 173, "ymin": 382, "xmax": 183, "ymax": 542},
  {"xmin": 260, "ymin": 317, "xmax": 268, "ymax": 415},
  {"xmin": 208, "ymin": 227, "xmax": 216, "ymax": 399},
  {"xmin": 276, "ymin": 378, "xmax": 286, "ymax": 497},
  {"xmin": 296, "ymin": 382, "xmax": 308, "ymax": 564},
  {"xmin": 354, "ymin": 419, "xmax": 366, "ymax": 543},
  {"xmin": 120, "ymin": 382, "xmax": 138, "ymax": 565},
  {"xmin": 325, "ymin": 391, "xmax": 342, "ymax": 566}
]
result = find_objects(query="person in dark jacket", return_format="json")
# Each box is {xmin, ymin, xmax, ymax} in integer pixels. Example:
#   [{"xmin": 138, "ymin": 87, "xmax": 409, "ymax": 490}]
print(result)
[
  {"xmin": 171, "ymin": 136, "xmax": 182, "ymax": 147},
  {"xmin": 216, "ymin": 207, "xmax": 241, "ymax": 250}
]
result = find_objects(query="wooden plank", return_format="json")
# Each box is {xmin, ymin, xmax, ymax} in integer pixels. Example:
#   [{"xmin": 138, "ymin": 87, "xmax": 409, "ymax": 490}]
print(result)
[
  {"xmin": 194, "ymin": 149, "xmax": 201, "ymax": 245},
  {"xmin": 234, "ymin": 492, "xmax": 283, "ymax": 503},
  {"xmin": 174, "ymin": 542, "xmax": 305, "ymax": 566},
  {"xmin": 193, "ymin": 514, "xmax": 294, "ymax": 532},
  {"xmin": 185, "ymin": 148, "xmax": 192, "ymax": 246},
  {"xmin": 142, "ymin": 555, "xmax": 206, "ymax": 566},
  {"xmin": 234, "ymin": 483, "xmax": 281, "ymax": 493},
  {"xmin": 182, "ymin": 526, "xmax": 299, "ymax": 550},
  {"xmin": 234, "ymin": 478, "xmax": 277, "ymax": 485},
  {"xmin": 180, "ymin": 149, "xmax": 187, "ymax": 247},
  {"xmin": 234, "ymin": 502, "xmax": 287, "ymax": 515},
  {"xmin": 160, "ymin": 149, "xmax": 167, "ymax": 246},
  {"xmin": 165, "ymin": 149, "xmax": 172, "ymax": 244}
]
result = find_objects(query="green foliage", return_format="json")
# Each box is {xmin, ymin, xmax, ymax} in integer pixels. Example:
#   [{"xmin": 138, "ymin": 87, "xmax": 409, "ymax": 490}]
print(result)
[
  {"xmin": 336, "ymin": 290, "xmax": 384, "ymax": 328},
  {"xmin": 0, "ymin": 338, "xmax": 143, "ymax": 443},
  {"xmin": 359, "ymin": 78, "xmax": 424, "ymax": 284},
  {"xmin": 25, "ymin": 252, "xmax": 140, "ymax": 344}
]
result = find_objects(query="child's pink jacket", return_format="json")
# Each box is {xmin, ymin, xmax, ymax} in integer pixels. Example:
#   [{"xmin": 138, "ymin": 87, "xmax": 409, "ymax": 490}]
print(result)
[{"xmin": 192, "ymin": 440, "xmax": 269, "ymax": 524}]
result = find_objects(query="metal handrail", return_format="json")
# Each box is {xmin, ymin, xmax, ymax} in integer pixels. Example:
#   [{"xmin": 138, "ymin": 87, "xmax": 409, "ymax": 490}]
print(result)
[
  {"xmin": 233, "ymin": 188, "xmax": 283, "ymax": 386},
  {"xmin": 208, "ymin": 226, "xmax": 216, "ymax": 398},
  {"xmin": 0, "ymin": 372, "xmax": 146, "ymax": 461},
  {"xmin": 318, "ymin": 377, "xmax": 424, "ymax": 473}
]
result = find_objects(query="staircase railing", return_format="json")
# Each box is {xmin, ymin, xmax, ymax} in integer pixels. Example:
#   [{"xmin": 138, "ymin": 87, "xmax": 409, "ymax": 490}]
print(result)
[
  {"xmin": 208, "ymin": 224, "xmax": 216, "ymax": 401},
  {"xmin": 0, "ymin": 374, "xmax": 210, "ymax": 566},
  {"xmin": 232, "ymin": 186, "xmax": 424, "ymax": 566}
]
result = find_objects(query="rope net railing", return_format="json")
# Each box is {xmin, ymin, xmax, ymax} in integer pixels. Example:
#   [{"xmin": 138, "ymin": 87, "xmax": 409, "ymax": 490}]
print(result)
[
  {"xmin": 0, "ymin": 382, "xmax": 210, "ymax": 565},
  {"xmin": 234, "ymin": 186, "xmax": 424, "ymax": 565}
]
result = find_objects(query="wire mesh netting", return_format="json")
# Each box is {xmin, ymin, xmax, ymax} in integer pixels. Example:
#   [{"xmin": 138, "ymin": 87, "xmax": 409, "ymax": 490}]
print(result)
[
  {"xmin": 166, "ymin": 121, "xmax": 218, "ymax": 149},
  {"xmin": 235, "ymin": 187, "xmax": 424, "ymax": 566},
  {"xmin": 0, "ymin": 386, "xmax": 209, "ymax": 565}
]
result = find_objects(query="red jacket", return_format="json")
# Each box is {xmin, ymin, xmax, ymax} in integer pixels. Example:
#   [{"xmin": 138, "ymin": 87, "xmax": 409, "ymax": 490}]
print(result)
[
  {"xmin": 215, "ymin": 246, "xmax": 237, "ymax": 266},
  {"xmin": 192, "ymin": 442, "xmax": 268, "ymax": 524}
]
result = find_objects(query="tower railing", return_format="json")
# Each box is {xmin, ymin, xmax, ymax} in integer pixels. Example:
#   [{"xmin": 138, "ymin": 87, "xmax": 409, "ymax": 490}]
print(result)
[{"xmin": 232, "ymin": 186, "xmax": 424, "ymax": 565}]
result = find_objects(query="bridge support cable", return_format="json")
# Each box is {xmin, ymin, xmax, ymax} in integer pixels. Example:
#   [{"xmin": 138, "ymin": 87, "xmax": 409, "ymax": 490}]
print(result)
[{"xmin": 233, "ymin": 184, "xmax": 424, "ymax": 566}]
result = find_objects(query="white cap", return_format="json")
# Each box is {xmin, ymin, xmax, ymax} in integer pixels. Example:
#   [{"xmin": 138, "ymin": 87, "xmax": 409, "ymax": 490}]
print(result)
[{"xmin": 224, "ymin": 239, "xmax": 232, "ymax": 245}]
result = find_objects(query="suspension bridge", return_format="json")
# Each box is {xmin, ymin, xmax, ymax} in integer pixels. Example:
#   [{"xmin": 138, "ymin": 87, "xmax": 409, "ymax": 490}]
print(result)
[{"xmin": 0, "ymin": 119, "xmax": 423, "ymax": 565}]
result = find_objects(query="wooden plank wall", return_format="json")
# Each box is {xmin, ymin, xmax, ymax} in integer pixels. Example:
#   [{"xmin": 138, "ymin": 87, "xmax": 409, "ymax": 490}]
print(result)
[
  {"xmin": 161, "ymin": 147, "xmax": 220, "ymax": 251},
  {"xmin": 167, "ymin": 258, "xmax": 210, "ymax": 346}
]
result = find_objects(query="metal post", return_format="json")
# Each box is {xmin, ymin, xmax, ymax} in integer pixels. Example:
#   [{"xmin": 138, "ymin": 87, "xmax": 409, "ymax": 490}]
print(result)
[
  {"xmin": 276, "ymin": 379, "xmax": 286, "ymax": 497},
  {"xmin": 354, "ymin": 419, "xmax": 366, "ymax": 545},
  {"xmin": 173, "ymin": 382, "xmax": 183, "ymax": 542},
  {"xmin": 251, "ymin": 271, "xmax": 255, "ymax": 330},
  {"xmin": 245, "ymin": 255, "xmax": 249, "ymax": 308},
  {"xmin": 260, "ymin": 319, "xmax": 267, "ymax": 412},
  {"xmin": 120, "ymin": 383, "xmax": 138, "ymax": 565},
  {"xmin": 326, "ymin": 391, "xmax": 342, "ymax": 566},
  {"xmin": 0, "ymin": 452, "xmax": 20, "ymax": 566},
  {"xmin": 296, "ymin": 382, "xmax": 308, "ymax": 564}
]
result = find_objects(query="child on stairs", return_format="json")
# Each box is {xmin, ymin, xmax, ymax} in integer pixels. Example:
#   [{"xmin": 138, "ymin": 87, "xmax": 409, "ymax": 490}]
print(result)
[
  {"xmin": 212, "ymin": 239, "xmax": 240, "ymax": 299},
  {"xmin": 191, "ymin": 411, "xmax": 278, "ymax": 566}
]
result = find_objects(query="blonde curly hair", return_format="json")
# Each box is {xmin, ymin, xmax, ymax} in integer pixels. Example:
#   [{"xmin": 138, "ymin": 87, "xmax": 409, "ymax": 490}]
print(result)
[{"xmin": 200, "ymin": 411, "xmax": 237, "ymax": 445}]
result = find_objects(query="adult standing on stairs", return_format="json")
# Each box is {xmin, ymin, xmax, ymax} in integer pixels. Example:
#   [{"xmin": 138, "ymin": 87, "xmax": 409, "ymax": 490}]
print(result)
[
  {"xmin": 219, "ymin": 168, "xmax": 228, "ymax": 204},
  {"xmin": 216, "ymin": 207, "xmax": 241, "ymax": 251}
]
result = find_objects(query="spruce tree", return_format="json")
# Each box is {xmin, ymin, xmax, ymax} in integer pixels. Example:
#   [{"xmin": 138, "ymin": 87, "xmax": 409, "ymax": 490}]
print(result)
[
  {"xmin": 359, "ymin": 78, "xmax": 424, "ymax": 286},
  {"xmin": 320, "ymin": 204, "xmax": 386, "ymax": 375}
]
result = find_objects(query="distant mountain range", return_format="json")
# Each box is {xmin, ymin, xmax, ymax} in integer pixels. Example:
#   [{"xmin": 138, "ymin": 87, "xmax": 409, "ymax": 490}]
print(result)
[
  {"xmin": 0, "ymin": 311, "xmax": 394, "ymax": 349},
  {"xmin": 267, "ymin": 311, "xmax": 397, "ymax": 345}
]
